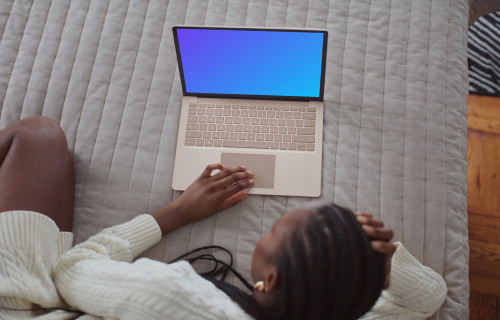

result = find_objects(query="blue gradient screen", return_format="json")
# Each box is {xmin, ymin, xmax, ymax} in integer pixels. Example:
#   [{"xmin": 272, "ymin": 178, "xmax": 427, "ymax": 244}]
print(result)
[{"xmin": 175, "ymin": 28, "xmax": 325, "ymax": 98}]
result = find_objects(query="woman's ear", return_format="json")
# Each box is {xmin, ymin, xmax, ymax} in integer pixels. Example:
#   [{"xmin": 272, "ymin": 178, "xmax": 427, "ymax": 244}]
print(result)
[{"xmin": 265, "ymin": 266, "xmax": 278, "ymax": 292}]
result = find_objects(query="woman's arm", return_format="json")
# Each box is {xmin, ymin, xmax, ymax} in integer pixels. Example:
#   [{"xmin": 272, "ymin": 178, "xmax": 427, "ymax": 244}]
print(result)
[
  {"xmin": 356, "ymin": 214, "xmax": 447, "ymax": 319},
  {"xmin": 55, "ymin": 164, "xmax": 254, "ymax": 319}
]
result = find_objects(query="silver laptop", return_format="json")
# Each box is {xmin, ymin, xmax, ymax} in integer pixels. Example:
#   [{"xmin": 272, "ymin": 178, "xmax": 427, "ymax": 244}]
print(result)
[{"xmin": 171, "ymin": 26, "xmax": 328, "ymax": 197}]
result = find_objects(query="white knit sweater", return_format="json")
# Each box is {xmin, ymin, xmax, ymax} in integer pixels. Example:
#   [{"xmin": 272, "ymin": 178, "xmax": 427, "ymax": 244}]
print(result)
[{"xmin": 0, "ymin": 211, "xmax": 447, "ymax": 319}]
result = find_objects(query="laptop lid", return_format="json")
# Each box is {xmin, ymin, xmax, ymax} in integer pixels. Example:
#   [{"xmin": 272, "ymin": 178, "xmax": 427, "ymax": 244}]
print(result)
[{"xmin": 172, "ymin": 26, "xmax": 328, "ymax": 102}]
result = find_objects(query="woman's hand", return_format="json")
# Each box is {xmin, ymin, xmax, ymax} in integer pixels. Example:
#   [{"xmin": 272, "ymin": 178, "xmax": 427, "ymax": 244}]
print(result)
[
  {"xmin": 355, "ymin": 213, "xmax": 396, "ymax": 289},
  {"xmin": 152, "ymin": 164, "xmax": 254, "ymax": 236}
]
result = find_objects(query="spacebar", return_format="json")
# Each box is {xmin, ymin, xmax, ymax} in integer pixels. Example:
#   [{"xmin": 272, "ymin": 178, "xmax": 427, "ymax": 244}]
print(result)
[{"xmin": 223, "ymin": 140, "xmax": 270, "ymax": 149}]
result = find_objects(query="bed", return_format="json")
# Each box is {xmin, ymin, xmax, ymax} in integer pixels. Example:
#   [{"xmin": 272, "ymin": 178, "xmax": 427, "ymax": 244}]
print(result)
[{"xmin": 0, "ymin": 0, "xmax": 469, "ymax": 318}]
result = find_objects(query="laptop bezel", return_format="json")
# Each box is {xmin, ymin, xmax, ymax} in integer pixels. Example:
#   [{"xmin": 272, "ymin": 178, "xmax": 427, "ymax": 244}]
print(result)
[{"xmin": 172, "ymin": 26, "xmax": 328, "ymax": 102}]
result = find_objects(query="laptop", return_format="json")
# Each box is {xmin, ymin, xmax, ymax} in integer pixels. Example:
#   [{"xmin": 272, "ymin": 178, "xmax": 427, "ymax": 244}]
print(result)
[{"xmin": 171, "ymin": 26, "xmax": 328, "ymax": 197}]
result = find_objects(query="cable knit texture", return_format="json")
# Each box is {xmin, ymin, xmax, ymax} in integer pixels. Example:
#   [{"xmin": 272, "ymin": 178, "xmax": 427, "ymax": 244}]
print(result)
[{"xmin": 0, "ymin": 211, "xmax": 446, "ymax": 319}]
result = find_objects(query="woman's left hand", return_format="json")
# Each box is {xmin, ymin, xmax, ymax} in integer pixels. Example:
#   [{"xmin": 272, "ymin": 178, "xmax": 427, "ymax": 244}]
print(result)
[
  {"xmin": 152, "ymin": 164, "xmax": 254, "ymax": 236},
  {"xmin": 355, "ymin": 213, "xmax": 396, "ymax": 289}
]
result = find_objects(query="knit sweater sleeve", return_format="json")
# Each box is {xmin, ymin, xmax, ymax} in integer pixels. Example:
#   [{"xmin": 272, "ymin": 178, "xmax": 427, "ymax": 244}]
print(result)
[
  {"xmin": 361, "ymin": 242, "xmax": 448, "ymax": 320},
  {"xmin": 54, "ymin": 214, "xmax": 253, "ymax": 320}
]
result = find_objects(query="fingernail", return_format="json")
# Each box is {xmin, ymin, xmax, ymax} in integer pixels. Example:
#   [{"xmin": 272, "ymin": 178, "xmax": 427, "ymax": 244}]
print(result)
[{"xmin": 357, "ymin": 216, "xmax": 368, "ymax": 223}]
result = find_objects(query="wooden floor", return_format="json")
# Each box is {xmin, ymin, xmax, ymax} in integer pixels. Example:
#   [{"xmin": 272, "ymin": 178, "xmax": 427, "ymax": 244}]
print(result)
[{"xmin": 468, "ymin": 95, "xmax": 500, "ymax": 320}]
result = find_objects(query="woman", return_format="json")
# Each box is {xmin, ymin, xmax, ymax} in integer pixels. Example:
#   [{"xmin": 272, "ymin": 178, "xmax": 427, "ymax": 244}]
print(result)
[{"xmin": 0, "ymin": 117, "xmax": 446, "ymax": 319}]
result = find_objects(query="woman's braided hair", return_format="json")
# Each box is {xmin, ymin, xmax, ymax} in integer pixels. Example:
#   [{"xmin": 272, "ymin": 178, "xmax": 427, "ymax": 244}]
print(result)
[{"xmin": 182, "ymin": 203, "xmax": 386, "ymax": 320}]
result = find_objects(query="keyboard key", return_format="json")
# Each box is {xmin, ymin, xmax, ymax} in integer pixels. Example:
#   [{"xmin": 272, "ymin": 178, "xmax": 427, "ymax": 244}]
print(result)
[
  {"xmin": 196, "ymin": 139, "xmax": 204, "ymax": 146},
  {"xmin": 206, "ymin": 109, "xmax": 214, "ymax": 115},
  {"xmin": 283, "ymin": 135, "xmax": 291, "ymax": 142},
  {"xmin": 215, "ymin": 109, "xmax": 223, "ymax": 116},
  {"xmin": 188, "ymin": 116, "xmax": 198, "ymax": 122},
  {"xmin": 216, "ymin": 117, "xmax": 224, "ymax": 124},
  {"xmin": 186, "ymin": 131, "xmax": 202, "ymax": 138},
  {"xmin": 244, "ymin": 125, "xmax": 252, "ymax": 133},
  {"xmin": 247, "ymin": 133, "xmax": 255, "ymax": 140},
  {"xmin": 238, "ymin": 133, "xmax": 246, "ymax": 140},
  {"xmin": 297, "ymin": 143, "xmax": 306, "ymax": 151},
  {"xmin": 307, "ymin": 107, "xmax": 316, "ymax": 112},
  {"xmin": 249, "ymin": 110, "xmax": 257, "ymax": 117},
  {"xmin": 285, "ymin": 112, "xmax": 293, "ymax": 119},
  {"xmin": 217, "ymin": 124, "xmax": 225, "ymax": 131},
  {"xmin": 230, "ymin": 133, "xmax": 238, "ymax": 140},
  {"xmin": 261, "ymin": 126, "xmax": 269, "ymax": 133},
  {"xmin": 271, "ymin": 142, "xmax": 280, "ymax": 149},
  {"xmin": 223, "ymin": 109, "xmax": 231, "ymax": 116},
  {"xmin": 225, "ymin": 117, "xmax": 233, "ymax": 124},
  {"xmin": 297, "ymin": 127, "xmax": 315, "ymax": 135},
  {"xmin": 279, "ymin": 127, "xmax": 287, "ymax": 134},
  {"xmin": 235, "ymin": 125, "xmax": 243, "ymax": 132},
  {"xmin": 203, "ymin": 132, "xmax": 211, "ymax": 139},
  {"xmin": 287, "ymin": 127, "xmax": 296, "ymax": 134},
  {"xmin": 221, "ymin": 132, "xmax": 229, "ymax": 139},
  {"xmin": 260, "ymin": 118, "xmax": 268, "ymax": 125},
  {"xmin": 295, "ymin": 120, "xmax": 304, "ymax": 127},
  {"xmin": 251, "ymin": 118, "xmax": 259, "ymax": 125},
  {"xmin": 304, "ymin": 120, "xmax": 316, "ymax": 127},
  {"xmin": 280, "ymin": 143, "xmax": 288, "ymax": 150},
  {"xmin": 274, "ymin": 135, "xmax": 282, "ymax": 142},
  {"xmin": 205, "ymin": 140, "xmax": 213, "ymax": 147},
  {"xmin": 214, "ymin": 140, "xmax": 222, "ymax": 147},
  {"xmin": 223, "ymin": 140, "xmax": 270, "ymax": 149},
  {"xmin": 213, "ymin": 132, "xmax": 221, "ymax": 139},
  {"xmin": 189, "ymin": 108, "xmax": 197, "ymax": 115},
  {"xmin": 185, "ymin": 138, "xmax": 195, "ymax": 146},
  {"xmin": 265, "ymin": 134, "xmax": 273, "ymax": 141},
  {"xmin": 278, "ymin": 119, "xmax": 286, "ymax": 126},
  {"xmin": 207, "ymin": 116, "xmax": 215, "ymax": 123},
  {"xmin": 198, "ymin": 116, "xmax": 207, "ymax": 123},
  {"xmin": 293, "ymin": 135, "xmax": 315, "ymax": 143},
  {"xmin": 187, "ymin": 123, "xmax": 198, "ymax": 130},
  {"xmin": 293, "ymin": 112, "xmax": 301, "ymax": 119},
  {"xmin": 302, "ymin": 113, "xmax": 316, "ymax": 120},
  {"xmin": 226, "ymin": 125, "xmax": 234, "ymax": 132},
  {"xmin": 200, "ymin": 124, "xmax": 208, "ymax": 131},
  {"xmin": 289, "ymin": 142, "xmax": 297, "ymax": 150},
  {"xmin": 306, "ymin": 144, "xmax": 315, "ymax": 151},
  {"xmin": 270, "ymin": 127, "xmax": 278, "ymax": 134},
  {"xmin": 256, "ymin": 134, "xmax": 264, "ymax": 141},
  {"xmin": 208, "ymin": 124, "xmax": 216, "ymax": 131},
  {"xmin": 197, "ymin": 109, "xmax": 206, "ymax": 115}
]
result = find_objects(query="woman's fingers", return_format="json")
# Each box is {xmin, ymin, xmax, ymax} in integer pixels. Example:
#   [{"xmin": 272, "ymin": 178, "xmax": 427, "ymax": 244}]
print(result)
[
  {"xmin": 200, "ymin": 163, "xmax": 226, "ymax": 179},
  {"xmin": 214, "ymin": 170, "xmax": 253, "ymax": 190},
  {"xmin": 218, "ymin": 192, "xmax": 250, "ymax": 211},
  {"xmin": 371, "ymin": 240, "xmax": 396, "ymax": 256},
  {"xmin": 356, "ymin": 214, "xmax": 384, "ymax": 228},
  {"xmin": 211, "ymin": 165, "xmax": 247, "ymax": 182},
  {"xmin": 362, "ymin": 224, "xmax": 393, "ymax": 242}
]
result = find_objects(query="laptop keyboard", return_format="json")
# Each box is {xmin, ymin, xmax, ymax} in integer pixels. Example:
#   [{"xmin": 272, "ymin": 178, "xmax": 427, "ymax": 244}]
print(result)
[{"xmin": 185, "ymin": 103, "xmax": 316, "ymax": 151}]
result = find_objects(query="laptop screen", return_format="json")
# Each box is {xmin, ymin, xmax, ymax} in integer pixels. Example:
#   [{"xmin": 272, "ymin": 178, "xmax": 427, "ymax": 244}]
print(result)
[{"xmin": 173, "ymin": 27, "xmax": 327, "ymax": 101}]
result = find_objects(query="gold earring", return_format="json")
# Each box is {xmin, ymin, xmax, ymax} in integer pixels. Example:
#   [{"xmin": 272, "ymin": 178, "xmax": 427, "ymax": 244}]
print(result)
[{"xmin": 253, "ymin": 281, "xmax": 267, "ymax": 292}]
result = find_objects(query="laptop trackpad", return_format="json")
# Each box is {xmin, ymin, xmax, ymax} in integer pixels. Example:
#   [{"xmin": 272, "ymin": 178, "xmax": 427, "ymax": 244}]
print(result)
[{"xmin": 221, "ymin": 153, "xmax": 275, "ymax": 189}]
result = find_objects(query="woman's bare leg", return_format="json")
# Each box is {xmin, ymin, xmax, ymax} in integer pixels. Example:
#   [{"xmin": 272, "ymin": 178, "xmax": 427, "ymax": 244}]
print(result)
[{"xmin": 0, "ymin": 117, "xmax": 74, "ymax": 231}]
